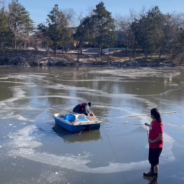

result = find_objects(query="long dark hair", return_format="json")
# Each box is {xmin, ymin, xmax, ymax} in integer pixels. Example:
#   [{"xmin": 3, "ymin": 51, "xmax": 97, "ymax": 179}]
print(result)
[{"xmin": 151, "ymin": 108, "xmax": 162, "ymax": 123}]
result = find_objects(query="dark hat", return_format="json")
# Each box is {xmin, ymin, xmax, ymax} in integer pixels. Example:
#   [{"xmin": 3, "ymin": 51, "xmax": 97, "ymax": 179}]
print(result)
[{"xmin": 88, "ymin": 102, "xmax": 91, "ymax": 107}]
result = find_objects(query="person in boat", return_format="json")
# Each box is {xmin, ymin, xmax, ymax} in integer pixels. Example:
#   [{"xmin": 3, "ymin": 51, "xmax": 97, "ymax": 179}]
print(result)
[
  {"xmin": 144, "ymin": 108, "xmax": 164, "ymax": 184},
  {"xmin": 73, "ymin": 102, "xmax": 94, "ymax": 116}
]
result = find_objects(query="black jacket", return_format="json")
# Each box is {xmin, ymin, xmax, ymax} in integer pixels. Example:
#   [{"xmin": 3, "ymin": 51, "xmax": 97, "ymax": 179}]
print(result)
[{"xmin": 73, "ymin": 103, "xmax": 89, "ymax": 116}]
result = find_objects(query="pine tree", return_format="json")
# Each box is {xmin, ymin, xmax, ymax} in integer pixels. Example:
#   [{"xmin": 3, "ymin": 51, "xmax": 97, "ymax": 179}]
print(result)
[
  {"xmin": 131, "ymin": 6, "xmax": 164, "ymax": 61},
  {"xmin": 8, "ymin": 0, "xmax": 34, "ymax": 49},
  {"xmin": 38, "ymin": 4, "xmax": 72, "ymax": 55},
  {"xmin": 92, "ymin": 2, "xmax": 116, "ymax": 56},
  {"xmin": 0, "ymin": 13, "xmax": 14, "ymax": 57},
  {"xmin": 75, "ymin": 16, "xmax": 94, "ymax": 55}
]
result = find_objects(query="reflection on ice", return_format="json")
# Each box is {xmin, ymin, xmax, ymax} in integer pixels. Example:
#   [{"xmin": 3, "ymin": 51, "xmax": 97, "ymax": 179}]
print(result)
[
  {"xmin": 89, "ymin": 68, "xmax": 181, "ymax": 79},
  {"xmin": 8, "ymin": 124, "xmax": 175, "ymax": 174},
  {"xmin": 34, "ymin": 110, "xmax": 55, "ymax": 133},
  {"xmin": 53, "ymin": 125, "xmax": 101, "ymax": 143}
]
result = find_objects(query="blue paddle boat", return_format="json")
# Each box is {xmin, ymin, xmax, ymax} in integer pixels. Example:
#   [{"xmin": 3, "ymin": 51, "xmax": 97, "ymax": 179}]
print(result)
[{"xmin": 54, "ymin": 113, "xmax": 102, "ymax": 133}]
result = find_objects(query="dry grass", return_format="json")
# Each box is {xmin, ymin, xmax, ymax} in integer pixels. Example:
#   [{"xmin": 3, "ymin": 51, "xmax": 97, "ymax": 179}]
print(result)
[{"xmin": 107, "ymin": 51, "xmax": 167, "ymax": 62}]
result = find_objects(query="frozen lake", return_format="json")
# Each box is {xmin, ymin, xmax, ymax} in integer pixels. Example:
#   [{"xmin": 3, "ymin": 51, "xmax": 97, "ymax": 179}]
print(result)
[{"xmin": 0, "ymin": 66, "xmax": 183, "ymax": 184}]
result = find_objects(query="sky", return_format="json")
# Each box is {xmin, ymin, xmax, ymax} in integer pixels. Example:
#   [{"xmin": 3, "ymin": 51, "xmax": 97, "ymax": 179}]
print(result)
[{"xmin": 6, "ymin": 0, "xmax": 184, "ymax": 26}]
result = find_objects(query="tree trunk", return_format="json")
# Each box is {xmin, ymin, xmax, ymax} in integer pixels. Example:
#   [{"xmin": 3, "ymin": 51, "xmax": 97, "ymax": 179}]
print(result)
[
  {"xmin": 145, "ymin": 53, "xmax": 148, "ymax": 62},
  {"xmin": 47, "ymin": 45, "xmax": 50, "ymax": 57},
  {"xmin": 14, "ymin": 38, "xmax": 18, "ymax": 56},
  {"xmin": 159, "ymin": 50, "xmax": 162, "ymax": 61},
  {"xmin": 133, "ymin": 48, "xmax": 136, "ymax": 58},
  {"xmin": 77, "ymin": 42, "xmax": 81, "ymax": 63},
  {"xmin": 80, "ymin": 43, "xmax": 83, "ymax": 55},
  {"xmin": 126, "ymin": 44, "xmax": 128, "ymax": 53},
  {"xmin": 14, "ymin": 38, "xmax": 17, "ymax": 50},
  {"xmin": 5, "ymin": 46, "xmax": 8, "ymax": 60},
  {"xmin": 54, "ymin": 49, "xmax": 57, "ymax": 57},
  {"xmin": 77, "ymin": 39, "xmax": 83, "ymax": 62},
  {"xmin": 99, "ymin": 44, "xmax": 102, "ymax": 58},
  {"xmin": 77, "ymin": 49, "xmax": 80, "ymax": 63},
  {"xmin": 24, "ymin": 40, "xmax": 26, "ymax": 50}
]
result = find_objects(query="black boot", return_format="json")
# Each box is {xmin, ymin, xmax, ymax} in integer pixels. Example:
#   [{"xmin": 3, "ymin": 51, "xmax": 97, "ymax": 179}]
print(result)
[{"xmin": 143, "ymin": 167, "xmax": 154, "ymax": 178}]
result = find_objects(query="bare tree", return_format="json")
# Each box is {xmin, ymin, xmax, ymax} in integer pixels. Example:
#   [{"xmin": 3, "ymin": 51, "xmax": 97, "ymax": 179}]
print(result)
[
  {"xmin": 62, "ymin": 8, "xmax": 76, "ymax": 27},
  {"xmin": 160, "ymin": 12, "xmax": 184, "ymax": 59},
  {"xmin": 86, "ymin": 6, "xmax": 94, "ymax": 16},
  {"xmin": 0, "ymin": 0, "xmax": 6, "ymax": 15},
  {"xmin": 115, "ymin": 10, "xmax": 137, "ymax": 57}
]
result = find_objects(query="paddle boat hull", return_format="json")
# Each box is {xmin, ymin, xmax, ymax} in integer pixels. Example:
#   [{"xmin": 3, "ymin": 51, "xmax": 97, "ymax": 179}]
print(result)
[{"xmin": 54, "ymin": 113, "xmax": 101, "ymax": 133}]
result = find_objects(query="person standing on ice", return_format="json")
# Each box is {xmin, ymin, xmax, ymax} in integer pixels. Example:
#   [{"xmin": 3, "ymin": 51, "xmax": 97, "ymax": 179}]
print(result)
[
  {"xmin": 144, "ymin": 108, "xmax": 164, "ymax": 184},
  {"xmin": 73, "ymin": 102, "xmax": 94, "ymax": 116}
]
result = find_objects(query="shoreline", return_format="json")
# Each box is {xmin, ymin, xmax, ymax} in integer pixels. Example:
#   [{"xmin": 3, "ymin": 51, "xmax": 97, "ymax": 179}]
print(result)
[
  {"xmin": 0, "ymin": 51, "xmax": 179, "ymax": 68},
  {"xmin": 0, "ymin": 60, "xmax": 177, "ymax": 68},
  {"xmin": 0, "ymin": 63, "xmax": 177, "ymax": 68}
]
